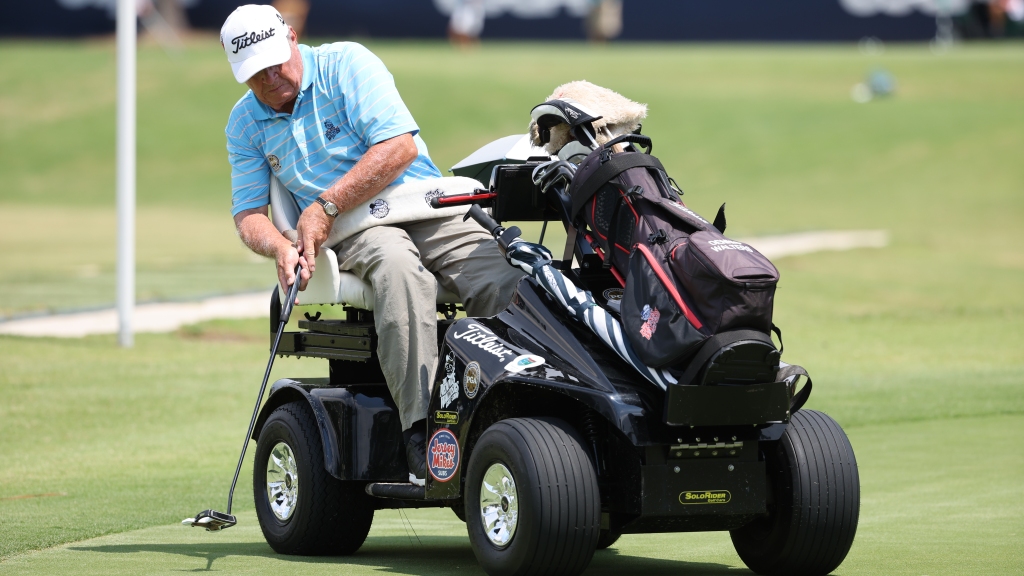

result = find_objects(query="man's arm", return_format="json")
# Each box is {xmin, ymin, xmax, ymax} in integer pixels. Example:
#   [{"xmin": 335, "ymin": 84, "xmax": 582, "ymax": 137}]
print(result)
[
  {"xmin": 234, "ymin": 206, "xmax": 310, "ymax": 296},
  {"xmin": 294, "ymin": 132, "xmax": 418, "ymax": 274}
]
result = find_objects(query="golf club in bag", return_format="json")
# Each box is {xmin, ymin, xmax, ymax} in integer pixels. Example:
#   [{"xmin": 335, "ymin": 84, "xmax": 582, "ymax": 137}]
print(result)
[{"xmin": 183, "ymin": 264, "xmax": 303, "ymax": 531}]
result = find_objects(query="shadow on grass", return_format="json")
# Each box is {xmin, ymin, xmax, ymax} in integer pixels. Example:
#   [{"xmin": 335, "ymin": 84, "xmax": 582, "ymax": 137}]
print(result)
[{"xmin": 71, "ymin": 536, "xmax": 747, "ymax": 574}]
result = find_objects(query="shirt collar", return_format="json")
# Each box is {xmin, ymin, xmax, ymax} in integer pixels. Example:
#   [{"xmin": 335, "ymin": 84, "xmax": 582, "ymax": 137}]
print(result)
[
  {"xmin": 299, "ymin": 44, "xmax": 315, "ymax": 91},
  {"xmin": 249, "ymin": 44, "xmax": 316, "ymax": 121}
]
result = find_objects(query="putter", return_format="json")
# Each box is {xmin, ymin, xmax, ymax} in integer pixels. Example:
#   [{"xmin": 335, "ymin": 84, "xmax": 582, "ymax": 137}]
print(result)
[{"xmin": 184, "ymin": 263, "xmax": 303, "ymax": 531}]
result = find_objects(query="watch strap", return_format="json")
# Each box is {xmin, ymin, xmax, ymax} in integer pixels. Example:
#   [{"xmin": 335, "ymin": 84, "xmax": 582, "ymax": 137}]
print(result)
[{"xmin": 315, "ymin": 196, "xmax": 338, "ymax": 216}]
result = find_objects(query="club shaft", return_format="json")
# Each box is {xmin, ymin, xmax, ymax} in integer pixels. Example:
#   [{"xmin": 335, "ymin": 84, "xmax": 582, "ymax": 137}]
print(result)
[
  {"xmin": 223, "ymin": 266, "xmax": 301, "ymax": 514},
  {"xmin": 226, "ymin": 321, "xmax": 286, "ymax": 514}
]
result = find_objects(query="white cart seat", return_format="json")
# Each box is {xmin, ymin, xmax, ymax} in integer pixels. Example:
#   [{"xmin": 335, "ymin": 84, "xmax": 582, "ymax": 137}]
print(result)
[
  {"xmin": 270, "ymin": 175, "xmax": 472, "ymax": 310},
  {"xmin": 294, "ymin": 248, "xmax": 459, "ymax": 310}
]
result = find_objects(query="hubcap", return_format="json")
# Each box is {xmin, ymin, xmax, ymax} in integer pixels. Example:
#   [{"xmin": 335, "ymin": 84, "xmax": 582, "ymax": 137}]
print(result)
[
  {"xmin": 266, "ymin": 442, "xmax": 298, "ymax": 521},
  {"xmin": 480, "ymin": 462, "xmax": 518, "ymax": 548}
]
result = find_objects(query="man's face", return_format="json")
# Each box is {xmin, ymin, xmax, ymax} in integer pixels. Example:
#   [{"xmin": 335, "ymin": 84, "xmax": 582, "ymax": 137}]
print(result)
[{"xmin": 245, "ymin": 28, "xmax": 303, "ymax": 113}]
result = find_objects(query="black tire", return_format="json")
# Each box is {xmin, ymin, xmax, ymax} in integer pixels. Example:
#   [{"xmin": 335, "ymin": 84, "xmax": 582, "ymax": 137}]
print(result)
[
  {"xmin": 731, "ymin": 409, "xmax": 860, "ymax": 576},
  {"xmin": 254, "ymin": 401, "xmax": 373, "ymax": 555},
  {"xmin": 465, "ymin": 418, "xmax": 601, "ymax": 576},
  {"xmin": 596, "ymin": 529, "xmax": 621, "ymax": 550}
]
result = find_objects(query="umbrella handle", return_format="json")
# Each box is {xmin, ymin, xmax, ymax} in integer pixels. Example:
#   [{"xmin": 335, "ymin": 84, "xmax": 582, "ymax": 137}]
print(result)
[{"xmin": 429, "ymin": 189, "xmax": 496, "ymax": 208}]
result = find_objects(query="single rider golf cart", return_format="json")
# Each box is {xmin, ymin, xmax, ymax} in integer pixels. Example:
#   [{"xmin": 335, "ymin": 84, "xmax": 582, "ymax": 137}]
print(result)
[{"xmin": 189, "ymin": 121, "xmax": 859, "ymax": 576}]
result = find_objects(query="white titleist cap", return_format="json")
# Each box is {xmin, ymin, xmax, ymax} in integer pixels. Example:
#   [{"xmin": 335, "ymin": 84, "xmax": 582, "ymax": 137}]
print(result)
[{"xmin": 220, "ymin": 4, "xmax": 291, "ymax": 83}]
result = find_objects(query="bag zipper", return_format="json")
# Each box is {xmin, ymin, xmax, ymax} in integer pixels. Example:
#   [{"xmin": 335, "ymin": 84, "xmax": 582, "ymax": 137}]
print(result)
[{"xmin": 635, "ymin": 243, "xmax": 703, "ymax": 330}]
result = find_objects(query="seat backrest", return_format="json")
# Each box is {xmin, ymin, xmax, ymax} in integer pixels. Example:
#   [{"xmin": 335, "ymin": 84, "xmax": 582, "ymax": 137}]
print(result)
[{"xmin": 269, "ymin": 175, "xmax": 301, "ymax": 240}]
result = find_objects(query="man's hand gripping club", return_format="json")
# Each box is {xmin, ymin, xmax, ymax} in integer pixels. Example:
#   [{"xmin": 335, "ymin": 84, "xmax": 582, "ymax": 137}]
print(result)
[
  {"xmin": 276, "ymin": 238, "xmax": 310, "ymax": 304},
  {"xmin": 233, "ymin": 133, "xmax": 420, "ymax": 303}
]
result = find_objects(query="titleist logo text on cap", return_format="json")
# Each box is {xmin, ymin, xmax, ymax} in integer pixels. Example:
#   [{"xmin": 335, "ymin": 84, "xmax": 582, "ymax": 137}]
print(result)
[{"xmin": 231, "ymin": 28, "xmax": 276, "ymax": 54}]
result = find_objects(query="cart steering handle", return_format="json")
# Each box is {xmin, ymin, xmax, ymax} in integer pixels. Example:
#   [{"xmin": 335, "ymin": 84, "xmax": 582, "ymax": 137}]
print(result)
[{"xmin": 464, "ymin": 205, "xmax": 521, "ymax": 255}]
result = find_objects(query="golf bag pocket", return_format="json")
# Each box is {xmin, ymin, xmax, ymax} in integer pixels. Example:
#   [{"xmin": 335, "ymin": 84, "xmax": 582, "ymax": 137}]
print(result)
[
  {"xmin": 623, "ymin": 243, "xmax": 707, "ymax": 367},
  {"xmin": 671, "ymin": 230, "xmax": 778, "ymax": 334}
]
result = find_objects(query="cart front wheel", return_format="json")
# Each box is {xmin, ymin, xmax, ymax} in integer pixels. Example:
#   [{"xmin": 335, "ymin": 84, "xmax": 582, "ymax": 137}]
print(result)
[{"xmin": 466, "ymin": 417, "xmax": 600, "ymax": 576}]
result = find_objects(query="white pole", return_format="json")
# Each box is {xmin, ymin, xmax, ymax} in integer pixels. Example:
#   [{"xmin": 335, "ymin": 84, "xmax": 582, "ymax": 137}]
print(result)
[{"xmin": 116, "ymin": 0, "xmax": 136, "ymax": 348}]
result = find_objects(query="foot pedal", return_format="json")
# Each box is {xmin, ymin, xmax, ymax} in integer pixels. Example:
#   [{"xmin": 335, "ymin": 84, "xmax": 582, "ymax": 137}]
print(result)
[
  {"xmin": 365, "ymin": 482, "xmax": 426, "ymax": 500},
  {"xmin": 182, "ymin": 509, "xmax": 237, "ymax": 531}
]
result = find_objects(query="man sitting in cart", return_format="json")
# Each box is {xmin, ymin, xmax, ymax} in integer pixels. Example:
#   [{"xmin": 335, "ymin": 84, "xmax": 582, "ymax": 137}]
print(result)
[{"xmin": 220, "ymin": 5, "xmax": 522, "ymax": 484}]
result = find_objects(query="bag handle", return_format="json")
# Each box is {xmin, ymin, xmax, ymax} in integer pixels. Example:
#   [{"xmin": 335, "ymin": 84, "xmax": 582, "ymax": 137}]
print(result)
[
  {"xmin": 603, "ymin": 134, "xmax": 653, "ymax": 154},
  {"xmin": 777, "ymin": 363, "xmax": 813, "ymax": 413},
  {"xmin": 771, "ymin": 323, "xmax": 784, "ymax": 355}
]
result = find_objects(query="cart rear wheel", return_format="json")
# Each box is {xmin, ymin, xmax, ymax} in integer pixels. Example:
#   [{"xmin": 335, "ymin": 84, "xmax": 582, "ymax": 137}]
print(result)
[
  {"xmin": 731, "ymin": 409, "xmax": 860, "ymax": 576},
  {"xmin": 254, "ymin": 401, "xmax": 373, "ymax": 555},
  {"xmin": 466, "ymin": 418, "xmax": 600, "ymax": 576}
]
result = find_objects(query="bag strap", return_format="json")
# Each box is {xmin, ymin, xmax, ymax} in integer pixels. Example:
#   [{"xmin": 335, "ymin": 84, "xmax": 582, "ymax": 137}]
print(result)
[
  {"xmin": 676, "ymin": 330, "xmax": 774, "ymax": 387},
  {"xmin": 777, "ymin": 363, "xmax": 813, "ymax": 413},
  {"xmin": 600, "ymin": 185, "xmax": 644, "ymax": 268},
  {"xmin": 601, "ymin": 194, "xmax": 625, "ymax": 268},
  {"xmin": 771, "ymin": 323, "xmax": 784, "ymax": 355},
  {"xmin": 571, "ymin": 153, "xmax": 666, "ymax": 219}
]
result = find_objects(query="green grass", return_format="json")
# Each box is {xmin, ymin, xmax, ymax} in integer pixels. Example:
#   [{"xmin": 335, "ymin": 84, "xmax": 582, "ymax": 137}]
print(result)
[
  {"xmin": 1, "ymin": 39, "xmax": 1023, "ymax": 573},
  {"xmin": 2, "ymin": 40, "xmax": 1022, "ymax": 315}
]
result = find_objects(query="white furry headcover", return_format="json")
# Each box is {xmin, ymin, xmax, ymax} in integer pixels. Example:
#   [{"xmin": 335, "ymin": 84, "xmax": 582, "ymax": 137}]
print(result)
[{"xmin": 529, "ymin": 80, "xmax": 647, "ymax": 154}]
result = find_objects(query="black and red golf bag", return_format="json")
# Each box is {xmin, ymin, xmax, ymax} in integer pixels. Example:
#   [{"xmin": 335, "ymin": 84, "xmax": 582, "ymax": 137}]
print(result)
[{"xmin": 568, "ymin": 134, "xmax": 780, "ymax": 373}]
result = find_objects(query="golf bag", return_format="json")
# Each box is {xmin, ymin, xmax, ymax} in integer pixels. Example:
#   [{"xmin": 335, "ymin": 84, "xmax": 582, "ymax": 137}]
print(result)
[{"xmin": 569, "ymin": 134, "xmax": 780, "ymax": 369}]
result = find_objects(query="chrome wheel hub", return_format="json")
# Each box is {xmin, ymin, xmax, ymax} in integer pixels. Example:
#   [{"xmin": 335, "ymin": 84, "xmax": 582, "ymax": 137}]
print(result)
[
  {"xmin": 480, "ymin": 462, "xmax": 518, "ymax": 548},
  {"xmin": 266, "ymin": 442, "xmax": 298, "ymax": 521}
]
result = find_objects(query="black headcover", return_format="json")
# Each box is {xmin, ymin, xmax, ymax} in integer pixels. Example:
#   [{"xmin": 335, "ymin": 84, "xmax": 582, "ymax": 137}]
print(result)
[{"xmin": 530, "ymin": 98, "xmax": 603, "ymax": 145}]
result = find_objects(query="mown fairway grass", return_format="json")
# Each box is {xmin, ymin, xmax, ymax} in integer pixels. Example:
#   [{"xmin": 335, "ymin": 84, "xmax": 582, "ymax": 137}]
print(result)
[{"xmin": 1, "ymin": 40, "xmax": 1022, "ymax": 574}]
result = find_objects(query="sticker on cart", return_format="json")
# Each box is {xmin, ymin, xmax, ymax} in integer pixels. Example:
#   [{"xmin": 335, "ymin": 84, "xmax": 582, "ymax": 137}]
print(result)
[
  {"xmin": 679, "ymin": 490, "xmax": 732, "ymax": 505},
  {"xmin": 504, "ymin": 354, "xmax": 546, "ymax": 374},
  {"xmin": 463, "ymin": 361, "xmax": 481, "ymax": 399},
  {"xmin": 427, "ymin": 428, "xmax": 460, "ymax": 482},
  {"xmin": 602, "ymin": 288, "xmax": 624, "ymax": 301},
  {"xmin": 439, "ymin": 352, "xmax": 458, "ymax": 408},
  {"xmin": 434, "ymin": 410, "xmax": 459, "ymax": 426}
]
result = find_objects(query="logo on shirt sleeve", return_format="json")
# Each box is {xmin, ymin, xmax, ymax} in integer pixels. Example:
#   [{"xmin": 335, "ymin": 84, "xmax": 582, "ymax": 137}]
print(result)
[
  {"xmin": 267, "ymin": 154, "xmax": 281, "ymax": 171},
  {"xmin": 323, "ymin": 119, "xmax": 341, "ymax": 141}
]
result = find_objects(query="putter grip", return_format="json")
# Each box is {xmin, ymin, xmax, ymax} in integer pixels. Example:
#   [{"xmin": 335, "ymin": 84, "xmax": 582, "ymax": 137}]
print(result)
[{"xmin": 280, "ymin": 264, "xmax": 302, "ymax": 324}]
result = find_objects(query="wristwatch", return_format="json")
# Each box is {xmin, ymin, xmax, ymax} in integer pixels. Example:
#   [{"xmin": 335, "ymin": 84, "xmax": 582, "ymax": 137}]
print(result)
[{"xmin": 315, "ymin": 196, "xmax": 339, "ymax": 217}]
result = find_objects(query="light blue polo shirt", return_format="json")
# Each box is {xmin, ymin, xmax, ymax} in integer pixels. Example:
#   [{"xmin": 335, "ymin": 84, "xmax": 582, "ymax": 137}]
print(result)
[{"xmin": 226, "ymin": 42, "xmax": 441, "ymax": 216}]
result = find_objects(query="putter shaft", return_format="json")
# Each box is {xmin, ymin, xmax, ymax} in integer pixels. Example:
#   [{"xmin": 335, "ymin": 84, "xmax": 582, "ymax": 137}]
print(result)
[{"xmin": 226, "ymin": 265, "xmax": 302, "ymax": 515}]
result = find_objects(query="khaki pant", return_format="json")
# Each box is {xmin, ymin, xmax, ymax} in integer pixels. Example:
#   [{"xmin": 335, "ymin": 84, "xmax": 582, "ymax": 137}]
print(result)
[{"xmin": 334, "ymin": 215, "xmax": 525, "ymax": 430}]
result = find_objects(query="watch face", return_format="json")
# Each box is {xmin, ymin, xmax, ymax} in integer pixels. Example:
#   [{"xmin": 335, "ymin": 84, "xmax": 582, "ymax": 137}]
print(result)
[{"xmin": 318, "ymin": 198, "xmax": 338, "ymax": 217}]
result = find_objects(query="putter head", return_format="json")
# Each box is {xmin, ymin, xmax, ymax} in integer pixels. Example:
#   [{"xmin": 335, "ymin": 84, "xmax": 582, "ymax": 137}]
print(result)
[{"xmin": 182, "ymin": 509, "xmax": 237, "ymax": 531}]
